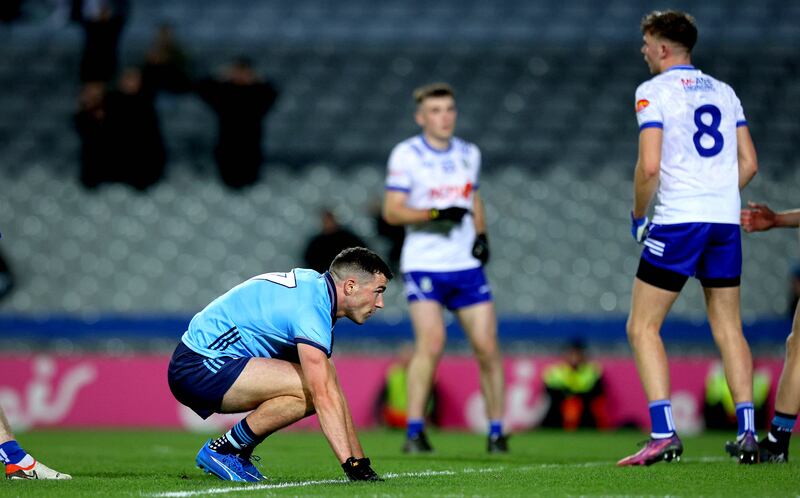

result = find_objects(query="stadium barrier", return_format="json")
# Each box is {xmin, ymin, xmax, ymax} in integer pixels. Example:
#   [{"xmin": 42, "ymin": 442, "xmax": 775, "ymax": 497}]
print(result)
[
  {"xmin": 0, "ymin": 314, "xmax": 792, "ymax": 346},
  {"xmin": 0, "ymin": 353, "xmax": 787, "ymax": 434}
]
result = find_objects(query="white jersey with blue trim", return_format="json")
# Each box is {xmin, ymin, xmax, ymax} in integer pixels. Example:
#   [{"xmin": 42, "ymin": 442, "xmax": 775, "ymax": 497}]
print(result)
[
  {"xmin": 385, "ymin": 135, "xmax": 482, "ymax": 272},
  {"xmin": 635, "ymin": 65, "xmax": 747, "ymax": 225},
  {"xmin": 181, "ymin": 269, "xmax": 337, "ymax": 362}
]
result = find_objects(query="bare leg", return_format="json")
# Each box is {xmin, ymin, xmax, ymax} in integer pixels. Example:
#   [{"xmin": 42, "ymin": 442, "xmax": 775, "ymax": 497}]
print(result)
[
  {"xmin": 221, "ymin": 358, "xmax": 314, "ymax": 436},
  {"xmin": 0, "ymin": 406, "xmax": 14, "ymax": 444},
  {"xmin": 704, "ymin": 286, "xmax": 753, "ymax": 404},
  {"xmin": 626, "ymin": 278, "xmax": 680, "ymax": 401},
  {"xmin": 0, "ymin": 406, "xmax": 71, "ymax": 479},
  {"xmin": 617, "ymin": 278, "xmax": 684, "ymax": 466},
  {"xmin": 406, "ymin": 300, "xmax": 446, "ymax": 421},
  {"xmin": 456, "ymin": 301, "xmax": 504, "ymax": 421},
  {"xmin": 775, "ymin": 302, "xmax": 800, "ymax": 414}
]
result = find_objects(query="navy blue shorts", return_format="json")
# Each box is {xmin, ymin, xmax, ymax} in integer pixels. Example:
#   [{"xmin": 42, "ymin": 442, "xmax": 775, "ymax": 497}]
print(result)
[
  {"xmin": 638, "ymin": 222, "xmax": 741, "ymax": 292},
  {"xmin": 403, "ymin": 267, "xmax": 492, "ymax": 311},
  {"xmin": 167, "ymin": 341, "xmax": 250, "ymax": 419}
]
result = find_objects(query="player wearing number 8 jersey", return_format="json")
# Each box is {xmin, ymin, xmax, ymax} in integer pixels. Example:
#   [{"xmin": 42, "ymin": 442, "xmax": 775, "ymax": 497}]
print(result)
[
  {"xmin": 619, "ymin": 11, "xmax": 760, "ymax": 467},
  {"xmin": 168, "ymin": 248, "xmax": 392, "ymax": 482}
]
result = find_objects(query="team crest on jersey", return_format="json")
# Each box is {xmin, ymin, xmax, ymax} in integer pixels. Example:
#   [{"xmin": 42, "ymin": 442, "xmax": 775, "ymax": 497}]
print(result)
[{"xmin": 635, "ymin": 99, "xmax": 650, "ymax": 113}]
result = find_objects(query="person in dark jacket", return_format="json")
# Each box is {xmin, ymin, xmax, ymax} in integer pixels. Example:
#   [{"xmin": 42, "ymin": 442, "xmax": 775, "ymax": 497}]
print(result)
[
  {"xmin": 105, "ymin": 66, "xmax": 166, "ymax": 190},
  {"xmin": 195, "ymin": 57, "xmax": 278, "ymax": 189},
  {"xmin": 304, "ymin": 209, "xmax": 368, "ymax": 274}
]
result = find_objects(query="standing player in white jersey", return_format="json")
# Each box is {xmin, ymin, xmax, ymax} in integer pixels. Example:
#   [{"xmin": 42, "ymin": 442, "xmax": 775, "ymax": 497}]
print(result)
[
  {"xmin": 617, "ymin": 11, "xmax": 760, "ymax": 466},
  {"xmin": 383, "ymin": 83, "xmax": 507, "ymax": 453}
]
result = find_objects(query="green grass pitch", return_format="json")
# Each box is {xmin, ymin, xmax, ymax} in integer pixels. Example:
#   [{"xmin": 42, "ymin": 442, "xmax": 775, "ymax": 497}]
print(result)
[{"xmin": 3, "ymin": 429, "xmax": 798, "ymax": 497}]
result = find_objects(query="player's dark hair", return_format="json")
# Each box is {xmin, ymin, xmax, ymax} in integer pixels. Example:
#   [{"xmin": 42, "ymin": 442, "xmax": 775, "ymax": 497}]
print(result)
[
  {"xmin": 641, "ymin": 10, "xmax": 698, "ymax": 52},
  {"xmin": 329, "ymin": 247, "xmax": 393, "ymax": 282},
  {"xmin": 413, "ymin": 82, "xmax": 455, "ymax": 105}
]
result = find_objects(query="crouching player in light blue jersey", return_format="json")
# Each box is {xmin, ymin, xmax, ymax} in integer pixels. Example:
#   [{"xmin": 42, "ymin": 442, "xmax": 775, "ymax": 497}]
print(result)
[
  {"xmin": 619, "ymin": 11, "xmax": 760, "ymax": 466},
  {"xmin": 168, "ymin": 248, "xmax": 393, "ymax": 482},
  {"xmin": 383, "ymin": 83, "xmax": 507, "ymax": 454}
]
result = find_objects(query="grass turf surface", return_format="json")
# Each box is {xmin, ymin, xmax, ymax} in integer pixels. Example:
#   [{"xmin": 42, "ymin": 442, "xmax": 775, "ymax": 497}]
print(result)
[{"xmin": 2, "ymin": 429, "xmax": 798, "ymax": 497}]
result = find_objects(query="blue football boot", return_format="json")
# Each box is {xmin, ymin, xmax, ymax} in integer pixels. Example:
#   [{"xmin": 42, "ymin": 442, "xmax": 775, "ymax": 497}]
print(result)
[
  {"xmin": 238, "ymin": 454, "xmax": 266, "ymax": 481},
  {"xmin": 196, "ymin": 439, "xmax": 264, "ymax": 482}
]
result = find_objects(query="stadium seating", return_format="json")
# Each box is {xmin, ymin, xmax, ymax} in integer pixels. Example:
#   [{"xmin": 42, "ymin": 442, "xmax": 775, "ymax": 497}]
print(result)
[
  {"xmin": 1, "ymin": 162, "xmax": 797, "ymax": 320},
  {"xmin": 0, "ymin": 0, "xmax": 798, "ymax": 321}
]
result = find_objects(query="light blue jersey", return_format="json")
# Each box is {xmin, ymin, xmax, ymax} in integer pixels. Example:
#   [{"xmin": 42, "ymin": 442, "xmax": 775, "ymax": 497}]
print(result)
[{"xmin": 181, "ymin": 269, "xmax": 338, "ymax": 362}]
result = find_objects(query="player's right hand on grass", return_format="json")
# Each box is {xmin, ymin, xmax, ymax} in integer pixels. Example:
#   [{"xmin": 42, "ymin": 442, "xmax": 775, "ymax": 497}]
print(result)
[
  {"xmin": 342, "ymin": 456, "xmax": 383, "ymax": 481},
  {"xmin": 630, "ymin": 212, "xmax": 650, "ymax": 243},
  {"xmin": 429, "ymin": 207, "xmax": 469, "ymax": 223}
]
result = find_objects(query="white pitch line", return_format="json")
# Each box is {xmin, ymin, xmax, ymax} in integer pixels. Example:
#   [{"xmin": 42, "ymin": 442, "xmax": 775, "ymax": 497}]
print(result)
[
  {"xmin": 145, "ymin": 478, "xmax": 346, "ymax": 497},
  {"xmin": 143, "ymin": 457, "xmax": 731, "ymax": 497},
  {"xmin": 144, "ymin": 470, "xmax": 459, "ymax": 497}
]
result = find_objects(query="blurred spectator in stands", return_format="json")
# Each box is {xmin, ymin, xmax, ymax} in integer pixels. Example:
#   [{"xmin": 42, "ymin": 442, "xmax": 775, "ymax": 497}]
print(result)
[
  {"xmin": 72, "ymin": 0, "xmax": 128, "ymax": 82},
  {"xmin": 0, "ymin": 232, "xmax": 14, "ymax": 302},
  {"xmin": 372, "ymin": 201, "xmax": 405, "ymax": 273},
  {"xmin": 74, "ymin": 81, "xmax": 112, "ymax": 188},
  {"xmin": 195, "ymin": 57, "xmax": 278, "ymax": 189},
  {"xmin": 141, "ymin": 23, "xmax": 191, "ymax": 96},
  {"xmin": 0, "ymin": 0, "xmax": 23, "ymax": 22},
  {"xmin": 105, "ymin": 66, "xmax": 166, "ymax": 190},
  {"xmin": 703, "ymin": 361, "xmax": 770, "ymax": 431},
  {"xmin": 541, "ymin": 339, "xmax": 609, "ymax": 430},
  {"xmin": 789, "ymin": 264, "xmax": 800, "ymax": 319},
  {"xmin": 303, "ymin": 209, "xmax": 367, "ymax": 274},
  {"xmin": 374, "ymin": 343, "xmax": 439, "ymax": 429}
]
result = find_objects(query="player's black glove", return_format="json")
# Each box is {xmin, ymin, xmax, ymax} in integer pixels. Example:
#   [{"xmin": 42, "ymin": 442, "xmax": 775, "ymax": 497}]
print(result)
[
  {"xmin": 472, "ymin": 233, "xmax": 490, "ymax": 264},
  {"xmin": 341, "ymin": 456, "xmax": 383, "ymax": 482},
  {"xmin": 429, "ymin": 207, "xmax": 469, "ymax": 223}
]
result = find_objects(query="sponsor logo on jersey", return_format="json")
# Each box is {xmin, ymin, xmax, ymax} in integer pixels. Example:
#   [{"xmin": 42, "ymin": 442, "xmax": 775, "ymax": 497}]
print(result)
[
  {"xmin": 429, "ymin": 182, "xmax": 473, "ymax": 200},
  {"xmin": 635, "ymin": 99, "xmax": 650, "ymax": 112},
  {"xmin": 681, "ymin": 77, "xmax": 713, "ymax": 91}
]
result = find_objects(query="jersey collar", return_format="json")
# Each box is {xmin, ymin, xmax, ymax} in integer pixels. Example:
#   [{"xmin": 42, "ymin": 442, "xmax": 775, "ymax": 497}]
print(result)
[
  {"xmin": 323, "ymin": 272, "xmax": 338, "ymax": 324},
  {"xmin": 666, "ymin": 64, "xmax": 696, "ymax": 71},
  {"xmin": 419, "ymin": 134, "xmax": 453, "ymax": 154}
]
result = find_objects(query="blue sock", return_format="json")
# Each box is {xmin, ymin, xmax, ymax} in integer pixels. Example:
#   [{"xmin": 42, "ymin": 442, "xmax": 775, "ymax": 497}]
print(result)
[
  {"xmin": 735, "ymin": 402, "xmax": 755, "ymax": 438},
  {"xmin": 210, "ymin": 418, "xmax": 261, "ymax": 455},
  {"xmin": 0, "ymin": 440, "xmax": 28, "ymax": 465},
  {"xmin": 407, "ymin": 418, "xmax": 425, "ymax": 438},
  {"xmin": 227, "ymin": 418, "xmax": 259, "ymax": 450},
  {"xmin": 489, "ymin": 420, "xmax": 503, "ymax": 438},
  {"xmin": 768, "ymin": 411, "xmax": 796, "ymax": 451},
  {"xmin": 771, "ymin": 411, "xmax": 797, "ymax": 433},
  {"xmin": 648, "ymin": 400, "xmax": 675, "ymax": 439}
]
